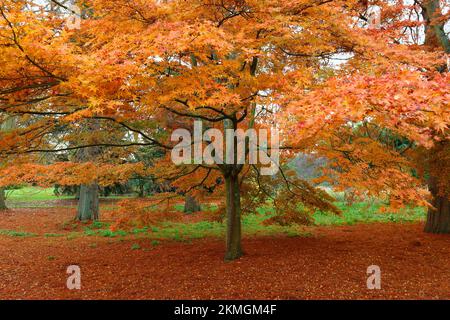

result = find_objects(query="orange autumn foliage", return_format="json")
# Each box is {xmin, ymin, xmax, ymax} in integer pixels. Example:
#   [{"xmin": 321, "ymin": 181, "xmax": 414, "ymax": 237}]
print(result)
[{"xmin": 0, "ymin": 0, "xmax": 448, "ymax": 228}]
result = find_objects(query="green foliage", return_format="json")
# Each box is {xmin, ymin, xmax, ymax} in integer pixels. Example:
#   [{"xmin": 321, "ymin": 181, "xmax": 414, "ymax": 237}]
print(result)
[{"xmin": 128, "ymin": 146, "xmax": 166, "ymax": 197}]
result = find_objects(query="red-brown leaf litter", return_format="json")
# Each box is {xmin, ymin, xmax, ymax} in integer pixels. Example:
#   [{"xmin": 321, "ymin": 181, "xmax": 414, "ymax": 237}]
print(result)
[{"xmin": 0, "ymin": 207, "xmax": 449, "ymax": 300}]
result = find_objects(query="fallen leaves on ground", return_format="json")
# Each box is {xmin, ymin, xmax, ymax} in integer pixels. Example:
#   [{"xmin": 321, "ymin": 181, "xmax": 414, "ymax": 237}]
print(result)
[{"xmin": 0, "ymin": 208, "xmax": 449, "ymax": 299}]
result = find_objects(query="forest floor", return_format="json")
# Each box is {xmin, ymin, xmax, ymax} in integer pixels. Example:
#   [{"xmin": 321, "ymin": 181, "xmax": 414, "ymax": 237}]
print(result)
[{"xmin": 1, "ymin": 204, "xmax": 449, "ymax": 300}]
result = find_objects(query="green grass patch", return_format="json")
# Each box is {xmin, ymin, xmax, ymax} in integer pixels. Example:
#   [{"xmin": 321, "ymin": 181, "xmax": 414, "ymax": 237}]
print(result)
[
  {"xmin": 66, "ymin": 232, "xmax": 80, "ymax": 240},
  {"xmin": 44, "ymin": 233, "xmax": 65, "ymax": 238},
  {"xmin": 0, "ymin": 229, "xmax": 37, "ymax": 237},
  {"xmin": 313, "ymin": 202, "xmax": 426, "ymax": 226}
]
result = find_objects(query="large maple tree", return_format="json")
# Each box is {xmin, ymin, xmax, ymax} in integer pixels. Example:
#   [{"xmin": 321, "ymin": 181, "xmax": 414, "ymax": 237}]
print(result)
[{"xmin": 0, "ymin": 0, "xmax": 448, "ymax": 260}]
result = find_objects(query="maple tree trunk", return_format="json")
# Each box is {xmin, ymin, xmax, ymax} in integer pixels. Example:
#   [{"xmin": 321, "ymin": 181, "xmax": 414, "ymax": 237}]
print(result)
[
  {"xmin": 184, "ymin": 194, "xmax": 201, "ymax": 213},
  {"xmin": 224, "ymin": 173, "xmax": 243, "ymax": 261},
  {"xmin": 422, "ymin": 0, "xmax": 450, "ymax": 54},
  {"xmin": 76, "ymin": 183, "xmax": 99, "ymax": 221},
  {"xmin": 0, "ymin": 188, "xmax": 7, "ymax": 211},
  {"xmin": 424, "ymin": 176, "xmax": 450, "ymax": 234}
]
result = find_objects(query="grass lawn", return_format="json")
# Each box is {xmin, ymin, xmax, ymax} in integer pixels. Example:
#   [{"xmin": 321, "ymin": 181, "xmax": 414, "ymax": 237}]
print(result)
[{"xmin": 1, "ymin": 187, "xmax": 427, "ymax": 242}]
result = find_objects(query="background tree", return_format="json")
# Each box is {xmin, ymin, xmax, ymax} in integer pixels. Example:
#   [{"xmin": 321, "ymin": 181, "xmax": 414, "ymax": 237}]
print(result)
[
  {"xmin": 1, "ymin": 0, "xmax": 448, "ymax": 261},
  {"xmin": 283, "ymin": 0, "xmax": 449, "ymax": 231},
  {"xmin": 0, "ymin": 115, "xmax": 17, "ymax": 210}
]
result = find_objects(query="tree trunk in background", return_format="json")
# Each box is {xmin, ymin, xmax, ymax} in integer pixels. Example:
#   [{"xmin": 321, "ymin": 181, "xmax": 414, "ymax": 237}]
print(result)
[
  {"xmin": 422, "ymin": 0, "xmax": 450, "ymax": 54},
  {"xmin": 420, "ymin": 0, "xmax": 450, "ymax": 233},
  {"xmin": 423, "ymin": 141, "xmax": 450, "ymax": 234},
  {"xmin": 75, "ymin": 186, "xmax": 80, "ymax": 200},
  {"xmin": 0, "ymin": 188, "xmax": 7, "ymax": 210},
  {"xmin": 184, "ymin": 194, "xmax": 201, "ymax": 213},
  {"xmin": 224, "ymin": 173, "xmax": 243, "ymax": 261},
  {"xmin": 77, "ymin": 183, "xmax": 99, "ymax": 221},
  {"xmin": 424, "ymin": 175, "xmax": 450, "ymax": 233}
]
